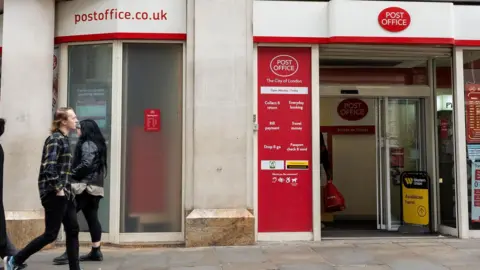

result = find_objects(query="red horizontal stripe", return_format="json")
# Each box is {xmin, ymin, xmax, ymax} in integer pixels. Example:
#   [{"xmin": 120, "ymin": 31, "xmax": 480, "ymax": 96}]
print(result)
[
  {"xmin": 253, "ymin": 36, "xmax": 329, "ymax": 44},
  {"xmin": 0, "ymin": 35, "xmax": 479, "ymax": 57},
  {"xmin": 254, "ymin": 36, "xmax": 455, "ymax": 45},
  {"xmin": 454, "ymin": 39, "xmax": 480, "ymax": 46},
  {"xmin": 55, "ymin": 32, "xmax": 186, "ymax": 44},
  {"xmin": 329, "ymin": 36, "xmax": 454, "ymax": 45}
]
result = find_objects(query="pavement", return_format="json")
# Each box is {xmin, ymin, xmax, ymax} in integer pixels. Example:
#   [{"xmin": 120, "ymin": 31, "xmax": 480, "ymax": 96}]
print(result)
[{"xmin": 6, "ymin": 237, "xmax": 480, "ymax": 270}]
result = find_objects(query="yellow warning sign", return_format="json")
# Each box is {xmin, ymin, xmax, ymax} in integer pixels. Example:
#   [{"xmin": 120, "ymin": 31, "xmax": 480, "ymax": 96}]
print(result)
[
  {"xmin": 286, "ymin": 160, "xmax": 309, "ymax": 170},
  {"xmin": 402, "ymin": 174, "xmax": 430, "ymax": 226}
]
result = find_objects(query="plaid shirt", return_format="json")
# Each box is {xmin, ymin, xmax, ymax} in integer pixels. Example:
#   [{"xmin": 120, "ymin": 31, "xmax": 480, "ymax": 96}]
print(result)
[{"xmin": 38, "ymin": 131, "xmax": 73, "ymax": 200}]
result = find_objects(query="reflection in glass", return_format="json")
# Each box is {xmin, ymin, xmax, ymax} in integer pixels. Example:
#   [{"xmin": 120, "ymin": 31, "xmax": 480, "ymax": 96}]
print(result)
[
  {"xmin": 435, "ymin": 58, "xmax": 456, "ymax": 228},
  {"xmin": 385, "ymin": 99, "xmax": 422, "ymax": 227},
  {"xmin": 121, "ymin": 43, "xmax": 183, "ymax": 233},
  {"xmin": 67, "ymin": 44, "xmax": 113, "ymax": 233}
]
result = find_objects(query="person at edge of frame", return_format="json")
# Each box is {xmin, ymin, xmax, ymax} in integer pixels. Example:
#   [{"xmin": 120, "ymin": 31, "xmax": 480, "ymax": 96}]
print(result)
[
  {"xmin": 320, "ymin": 133, "xmax": 332, "ymax": 229},
  {"xmin": 3, "ymin": 107, "xmax": 83, "ymax": 270},
  {"xmin": 0, "ymin": 119, "xmax": 26, "ymax": 270}
]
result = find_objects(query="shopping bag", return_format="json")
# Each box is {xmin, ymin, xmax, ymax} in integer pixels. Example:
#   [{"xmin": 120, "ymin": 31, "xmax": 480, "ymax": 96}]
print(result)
[{"xmin": 324, "ymin": 180, "xmax": 346, "ymax": 213}]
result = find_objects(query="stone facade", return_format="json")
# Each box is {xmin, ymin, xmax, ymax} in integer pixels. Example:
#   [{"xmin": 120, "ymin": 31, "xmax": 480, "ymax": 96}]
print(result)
[
  {"xmin": 185, "ymin": 209, "xmax": 254, "ymax": 247},
  {"xmin": 6, "ymin": 220, "xmax": 55, "ymax": 250}
]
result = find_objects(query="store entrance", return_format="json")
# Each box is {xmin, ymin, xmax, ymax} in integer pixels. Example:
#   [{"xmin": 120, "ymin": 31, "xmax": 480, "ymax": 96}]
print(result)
[{"xmin": 320, "ymin": 94, "xmax": 429, "ymax": 237}]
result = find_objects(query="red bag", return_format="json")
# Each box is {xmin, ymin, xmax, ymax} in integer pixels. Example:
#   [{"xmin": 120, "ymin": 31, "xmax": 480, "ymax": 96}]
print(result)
[{"xmin": 324, "ymin": 180, "xmax": 346, "ymax": 213}]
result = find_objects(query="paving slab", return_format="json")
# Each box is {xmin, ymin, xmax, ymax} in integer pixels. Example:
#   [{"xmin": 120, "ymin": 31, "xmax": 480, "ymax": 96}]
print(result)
[
  {"xmin": 3, "ymin": 238, "xmax": 480, "ymax": 270},
  {"xmin": 221, "ymin": 262, "xmax": 278, "ymax": 270},
  {"xmin": 316, "ymin": 247, "xmax": 382, "ymax": 266},
  {"xmin": 215, "ymin": 246, "xmax": 268, "ymax": 264},
  {"xmin": 386, "ymin": 258, "xmax": 449, "ymax": 270},
  {"xmin": 335, "ymin": 266, "xmax": 391, "ymax": 270},
  {"xmin": 278, "ymin": 263, "xmax": 334, "ymax": 270},
  {"xmin": 167, "ymin": 248, "xmax": 219, "ymax": 267}
]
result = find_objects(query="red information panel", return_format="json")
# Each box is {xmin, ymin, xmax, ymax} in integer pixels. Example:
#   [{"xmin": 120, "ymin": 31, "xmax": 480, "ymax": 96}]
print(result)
[
  {"xmin": 144, "ymin": 109, "xmax": 161, "ymax": 132},
  {"xmin": 257, "ymin": 47, "xmax": 312, "ymax": 232},
  {"xmin": 390, "ymin": 147, "xmax": 404, "ymax": 168},
  {"xmin": 440, "ymin": 119, "xmax": 449, "ymax": 140},
  {"xmin": 466, "ymin": 84, "xmax": 480, "ymax": 143}
]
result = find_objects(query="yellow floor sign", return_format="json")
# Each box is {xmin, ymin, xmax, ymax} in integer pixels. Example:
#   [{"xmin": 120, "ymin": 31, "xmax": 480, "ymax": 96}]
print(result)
[{"xmin": 402, "ymin": 173, "xmax": 429, "ymax": 226}]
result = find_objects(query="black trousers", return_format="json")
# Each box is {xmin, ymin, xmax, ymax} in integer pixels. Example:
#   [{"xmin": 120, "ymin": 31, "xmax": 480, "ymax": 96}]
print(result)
[
  {"xmin": 0, "ymin": 202, "xmax": 6, "ymax": 252},
  {"xmin": 14, "ymin": 193, "xmax": 80, "ymax": 270},
  {"xmin": 0, "ymin": 202, "xmax": 17, "ymax": 259},
  {"xmin": 0, "ymin": 236, "xmax": 17, "ymax": 259},
  {"xmin": 75, "ymin": 192, "xmax": 102, "ymax": 243}
]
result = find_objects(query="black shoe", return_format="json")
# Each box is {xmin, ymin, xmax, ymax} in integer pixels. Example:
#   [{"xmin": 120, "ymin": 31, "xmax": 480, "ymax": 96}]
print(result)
[
  {"xmin": 52, "ymin": 251, "xmax": 68, "ymax": 265},
  {"xmin": 79, "ymin": 247, "xmax": 103, "ymax": 262}
]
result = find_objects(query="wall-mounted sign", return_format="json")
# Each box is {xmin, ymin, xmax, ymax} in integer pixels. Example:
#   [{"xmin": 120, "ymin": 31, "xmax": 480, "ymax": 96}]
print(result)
[
  {"xmin": 337, "ymin": 98, "xmax": 368, "ymax": 121},
  {"xmin": 440, "ymin": 119, "xmax": 449, "ymax": 139},
  {"xmin": 378, "ymin": 7, "xmax": 411, "ymax": 32},
  {"xmin": 391, "ymin": 147, "xmax": 405, "ymax": 168},
  {"xmin": 465, "ymin": 84, "xmax": 480, "ymax": 143},
  {"xmin": 144, "ymin": 109, "xmax": 161, "ymax": 132},
  {"xmin": 257, "ymin": 47, "xmax": 312, "ymax": 233},
  {"xmin": 55, "ymin": 0, "xmax": 187, "ymax": 42},
  {"xmin": 269, "ymin": 55, "xmax": 299, "ymax": 77},
  {"xmin": 436, "ymin": 94, "xmax": 453, "ymax": 111}
]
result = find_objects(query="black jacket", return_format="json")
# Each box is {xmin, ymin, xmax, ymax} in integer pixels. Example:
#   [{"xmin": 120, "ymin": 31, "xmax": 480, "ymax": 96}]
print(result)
[
  {"xmin": 71, "ymin": 141, "xmax": 105, "ymax": 188},
  {"xmin": 320, "ymin": 134, "xmax": 331, "ymax": 179},
  {"xmin": 0, "ymin": 144, "xmax": 3, "ymax": 203}
]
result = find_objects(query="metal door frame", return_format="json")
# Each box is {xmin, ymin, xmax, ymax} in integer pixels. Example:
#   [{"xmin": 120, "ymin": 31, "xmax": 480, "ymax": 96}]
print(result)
[
  {"xmin": 320, "ymin": 85, "xmax": 432, "ymax": 232},
  {"xmin": 377, "ymin": 97, "xmax": 427, "ymax": 231}
]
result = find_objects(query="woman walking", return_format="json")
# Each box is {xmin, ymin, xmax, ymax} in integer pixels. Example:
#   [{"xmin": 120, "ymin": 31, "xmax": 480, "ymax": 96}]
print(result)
[
  {"xmin": 53, "ymin": 119, "xmax": 107, "ymax": 265},
  {"xmin": 4, "ymin": 107, "xmax": 81, "ymax": 270}
]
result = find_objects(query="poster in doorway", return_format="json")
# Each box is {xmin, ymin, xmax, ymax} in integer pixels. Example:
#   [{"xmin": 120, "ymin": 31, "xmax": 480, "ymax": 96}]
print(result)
[
  {"xmin": 468, "ymin": 144, "xmax": 480, "ymax": 223},
  {"xmin": 71, "ymin": 87, "xmax": 109, "ymax": 145},
  {"xmin": 257, "ymin": 47, "xmax": 312, "ymax": 232},
  {"xmin": 53, "ymin": 47, "xmax": 59, "ymax": 114},
  {"xmin": 465, "ymin": 84, "xmax": 480, "ymax": 144}
]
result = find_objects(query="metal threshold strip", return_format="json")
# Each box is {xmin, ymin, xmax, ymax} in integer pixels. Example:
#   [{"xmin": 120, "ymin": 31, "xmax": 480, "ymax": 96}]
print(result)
[{"xmin": 322, "ymin": 235, "xmax": 449, "ymax": 241}]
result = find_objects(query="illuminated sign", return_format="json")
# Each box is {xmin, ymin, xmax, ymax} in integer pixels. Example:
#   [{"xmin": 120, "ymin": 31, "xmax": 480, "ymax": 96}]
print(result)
[{"xmin": 436, "ymin": 94, "xmax": 453, "ymax": 111}]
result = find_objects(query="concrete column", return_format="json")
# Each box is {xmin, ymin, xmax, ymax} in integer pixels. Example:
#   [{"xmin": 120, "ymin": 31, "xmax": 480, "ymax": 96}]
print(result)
[
  {"xmin": 185, "ymin": 0, "xmax": 255, "ymax": 247},
  {"xmin": 0, "ymin": 0, "xmax": 55, "ymax": 248}
]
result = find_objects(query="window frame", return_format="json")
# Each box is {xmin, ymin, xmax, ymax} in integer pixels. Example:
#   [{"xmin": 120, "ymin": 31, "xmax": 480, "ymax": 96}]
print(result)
[{"xmin": 57, "ymin": 40, "xmax": 187, "ymax": 244}]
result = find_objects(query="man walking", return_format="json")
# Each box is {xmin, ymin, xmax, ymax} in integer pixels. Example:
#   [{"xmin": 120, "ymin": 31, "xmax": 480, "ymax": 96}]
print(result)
[{"xmin": 4, "ymin": 108, "xmax": 82, "ymax": 270}]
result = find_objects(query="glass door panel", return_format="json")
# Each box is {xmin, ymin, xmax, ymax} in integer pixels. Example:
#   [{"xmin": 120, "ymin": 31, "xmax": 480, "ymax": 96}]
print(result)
[
  {"xmin": 378, "ymin": 98, "xmax": 425, "ymax": 231},
  {"xmin": 434, "ymin": 58, "xmax": 457, "ymax": 230},
  {"xmin": 376, "ymin": 98, "xmax": 384, "ymax": 229}
]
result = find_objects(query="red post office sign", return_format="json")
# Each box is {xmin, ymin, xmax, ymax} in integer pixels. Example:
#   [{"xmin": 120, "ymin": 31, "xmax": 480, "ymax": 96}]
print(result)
[
  {"xmin": 378, "ymin": 7, "xmax": 411, "ymax": 32},
  {"xmin": 337, "ymin": 98, "xmax": 368, "ymax": 121},
  {"xmin": 257, "ymin": 47, "xmax": 312, "ymax": 233},
  {"xmin": 144, "ymin": 109, "xmax": 161, "ymax": 132}
]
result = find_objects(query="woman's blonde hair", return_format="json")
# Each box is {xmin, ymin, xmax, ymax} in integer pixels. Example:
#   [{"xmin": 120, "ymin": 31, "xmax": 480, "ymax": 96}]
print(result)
[{"xmin": 50, "ymin": 107, "xmax": 73, "ymax": 133}]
